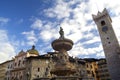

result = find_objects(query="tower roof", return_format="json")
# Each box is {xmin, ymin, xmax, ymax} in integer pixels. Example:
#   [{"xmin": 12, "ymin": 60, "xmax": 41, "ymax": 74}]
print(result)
[
  {"xmin": 27, "ymin": 45, "xmax": 39, "ymax": 55},
  {"xmin": 18, "ymin": 50, "xmax": 26, "ymax": 55},
  {"xmin": 92, "ymin": 8, "xmax": 112, "ymax": 22}
]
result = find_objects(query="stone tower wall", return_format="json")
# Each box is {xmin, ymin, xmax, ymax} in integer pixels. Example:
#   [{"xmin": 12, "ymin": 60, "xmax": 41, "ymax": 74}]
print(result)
[{"xmin": 92, "ymin": 8, "xmax": 120, "ymax": 80}]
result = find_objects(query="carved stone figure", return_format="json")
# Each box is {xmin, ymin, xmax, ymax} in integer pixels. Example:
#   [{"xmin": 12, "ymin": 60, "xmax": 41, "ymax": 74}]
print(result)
[{"xmin": 59, "ymin": 27, "xmax": 64, "ymax": 39}]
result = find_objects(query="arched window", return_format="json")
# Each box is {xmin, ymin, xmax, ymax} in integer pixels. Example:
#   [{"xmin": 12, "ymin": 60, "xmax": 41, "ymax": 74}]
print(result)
[
  {"xmin": 18, "ymin": 60, "xmax": 21, "ymax": 66},
  {"xmin": 101, "ymin": 20, "xmax": 106, "ymax": 26}
]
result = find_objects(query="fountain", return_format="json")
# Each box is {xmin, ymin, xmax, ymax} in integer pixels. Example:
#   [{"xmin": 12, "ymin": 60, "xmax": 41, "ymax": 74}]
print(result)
[{"xmin": 51, "ymin": 27, "xmax": 76, "ymax": 76}]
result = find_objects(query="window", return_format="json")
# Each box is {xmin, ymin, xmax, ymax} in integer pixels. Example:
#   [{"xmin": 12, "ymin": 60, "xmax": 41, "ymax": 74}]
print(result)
[
  {"xmin": 91, "ymin": 65, "xmax": 92, "ymax": 68},
  {"xmin": 18, "ymin": 60, "xmax": 21, "ymax": 66},
  {"xmin": 23, "ymin": 61, "xmax": 24, "ymax": 64},
  {"xmin": 101, "ymin": 20, "xmax": 106, "ymax": 26},
  {"xmin": 92, "ymin": 71, "xmax": 94, "ymax": 77},
  {"xmin": 108, "ymin": 42, "xmax": 111, "ymax": 44},
  {"xmin": 60, "ymin": 56, "xmax": 62, "ymax": 59},
  {"xmin": 38, "ymin": 68, "xmax": 40, "ymax": 72},
  {"xmin": 37, "ymin": 75, "xmax": 39, "ymax": 78},
  {"xmin": 107, "ymin": 37, "xmax": 109, "ymax": 39},
  {"xmin": 46, "ymin": 68, "xmax": 48, "ymax": 72},
  {"xmin": 11, "ymin": 64, "xmax": 12, "ymax": 68},
  {"xmin": 14, "ymin": 63, "xmax": 16, "ymax": 66},
  {"xmin": 8, "ymin": 65, "xmax": 9, "ymax": 69},
  {"xmin": 87, "ymin": 70, "xmax": 91, "ymax": 74},
  {"xmin": 86, "ymin": 64, "xmax": 89, "ymax": 68},
  {"xmin": 20, "ymin": 76, "xmax": 22, "ymax": 79}
]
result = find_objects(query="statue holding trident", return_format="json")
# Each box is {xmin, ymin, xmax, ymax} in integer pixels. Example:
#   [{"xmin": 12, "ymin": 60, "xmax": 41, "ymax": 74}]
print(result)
[{"xmin": 59, "ymin": 27, "xmax": 64, "ymax": 39}]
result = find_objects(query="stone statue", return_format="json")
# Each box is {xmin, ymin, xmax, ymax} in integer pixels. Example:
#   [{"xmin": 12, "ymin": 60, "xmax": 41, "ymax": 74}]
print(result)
[{"xmin": 59, "ymin": 27, "xmax": 64, "ymax": 39}]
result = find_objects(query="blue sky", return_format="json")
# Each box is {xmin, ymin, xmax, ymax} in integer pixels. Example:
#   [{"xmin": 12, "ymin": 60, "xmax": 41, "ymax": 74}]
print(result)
[{"xmin": 1, "ymin": 0, "xmax": 120, "ymax": 63}]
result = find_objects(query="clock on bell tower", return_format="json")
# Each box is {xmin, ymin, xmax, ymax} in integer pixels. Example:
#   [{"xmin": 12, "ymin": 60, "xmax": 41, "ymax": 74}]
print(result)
[{"xmin": 92, "ymin": 8, "xmax": 120, "ymax": 80}]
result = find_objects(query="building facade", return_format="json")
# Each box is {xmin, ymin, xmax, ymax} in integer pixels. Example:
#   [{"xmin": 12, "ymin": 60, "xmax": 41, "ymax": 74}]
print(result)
[
  {"xmin": 97, "ymin": 59, "xmax": 111, "ymax": 80},
  {"xmin": 5, "ymin": 45, "xmax": 40, "ymax": 80},
  {"xmin": 25, "ymin": 56, "xmax": 51, "ymax": 80},
  {"xmin": 1, "ymin": 51, "xmax": 110, "ymax": 80},
  {"xmin": 0, "ymin": 60, "xmax": 12, "ymax": 80},
  {"xmin": 5, "ymin": 50, "xmax": 27, "ymax": 80},
  {"xmin": 84, "ymin": 58, "xmax": 99, "ymax": 80}
]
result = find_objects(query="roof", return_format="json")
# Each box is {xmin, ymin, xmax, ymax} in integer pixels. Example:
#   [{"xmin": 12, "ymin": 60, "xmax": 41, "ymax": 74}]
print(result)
[
  {"xmin": 69, "ymin": 57, "xmax": 85, "ymax": 64},
  {"xmin": 26, "ymin": 55, "xmax": 50, "ymax": 60},
  {"xmin": 0, "ymin": 59, "xmax": 13, "ymax": 65},
  {"xmin": 27, "ymin": 45, "xmax": 39, "ymax": 55},
  {"xmin": 83, "ymin": 58, "xmax": 99, "ymax": 62},
  {"xmin": 18, "ymin": 50, "xmax": 26, "ymax": 56}
]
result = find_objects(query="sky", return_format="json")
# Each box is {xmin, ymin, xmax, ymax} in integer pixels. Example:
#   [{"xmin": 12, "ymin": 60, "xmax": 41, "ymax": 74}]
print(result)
[{"xmin": 1, "ymin": 0, "xmax": 120, "ymax": 63}]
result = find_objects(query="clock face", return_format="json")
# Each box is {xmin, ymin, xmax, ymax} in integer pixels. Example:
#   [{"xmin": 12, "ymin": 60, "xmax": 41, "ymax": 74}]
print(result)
[{"xmin": 102, "ymin": 26, "xmax": 108, "ymax": 32}]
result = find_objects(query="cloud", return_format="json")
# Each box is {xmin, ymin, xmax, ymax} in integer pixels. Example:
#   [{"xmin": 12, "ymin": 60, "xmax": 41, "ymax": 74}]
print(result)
[
  {"xmin": 22, "ymin": 30, "xmax": 38, "ymax": 46},
  {"xmin": 0, "ymin": 17, "xmax": 9, "ymax": 26},
  {"xmin": 0, "ymin": 17, "xmax": 15, "ymax": 63},
  {"xmin": 17, "ymin": 19, "xmax": 23, "ymax": 24},
  {"xmin": 42, "ymin": 0, "xmax": 120, "ymax": 58},
  {"xmin": 22, "ymin": 0, "xmax": 120, "ymax": 59},
  {"xmin": 3, "ymin": 0, "xmax": 120, "ymax": 63},
  {"xmin": 31, "ymin": 18, "xmax": 43, "ymax": 30},
  {"xmin": 0, "ymin": 30, "xmax": 15, "ymax": 63},
  {"xmin": 44, "ymin": 0, "xmax": 72, "ymax": 19},
  {"xmin": 69, "ymin": 42, "xmax": 104, "ymax": 58},
  {"xmin": 39, "ymin": 23, "xmax": 59, "ymax": 42},
  {"xmin": 82, "ymin": 36, "xmax": 100, "ymax": 45},
  {"xmin": 30, "ymin": 17, "xmax": 59, "ymax": 42},
  {"xmin": 112, "ymin": 16, "xmax": 120, "ymax": 43},
  {"xmin": 44, "ymin": 0, "xmax": 101, "ymax": 58}
]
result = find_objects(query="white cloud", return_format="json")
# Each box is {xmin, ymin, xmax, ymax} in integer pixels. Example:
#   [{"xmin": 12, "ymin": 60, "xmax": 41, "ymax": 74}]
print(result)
[
  {"xmin": 69, "ymin": 42, "xmax": 104, "ymax": 58},
  {"xmin": 42, "ymin": 0, "xmax": 120, "ymax": 58},
  {"xmin": 3, "ymin": 0, "xmax": 120, "ymax": 63},
  {"xmin": 25, "ymin": 0, "xmax": 120, "ymax": 59},
  {"xmin": 0, "ymin": 17, "xmax": 9, "ymax": 23},
  {"xmin": 0, "ymin": 17, "xmax": 9, "ymax": 26},
  {"xmin": 44, "ymin": 0, "xmax": 72, "ymax": 19},
  {"xmin": 22, "ymin": 30, "xmax": 38, "ymax": 46},
  {"xmin": 112, "ymin": 16, "xmax": 120, "ymax": 43},
  {"xmin": 39, "ymin": 24, "xmax": 59, "ymax": 42},
  {"xmin": 96, "ymin": 51, "xmax": 105, "ymax": 58},
  {"xmin": 0, "ymin": 17, "xmax": 15, "ymax": 63},
  {"xmin": 45, "ymin": 0, "xmax": 100, "ymax": 57},
  {"xmin": 0, "ymin": 30, "xmax": 15, "ymax": 63},
  {"xmin": 31, "ymin": 19, "xmax": 43, "ymax": 30},
  {"xmin": 83, "ymin": 36, "xmax": 100, "ymax": 45}
]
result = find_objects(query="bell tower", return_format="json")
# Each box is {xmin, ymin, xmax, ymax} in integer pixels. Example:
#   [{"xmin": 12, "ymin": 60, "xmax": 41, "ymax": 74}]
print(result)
[{"xmin": 92, "ymin": 8, "xmax": 120, "ymax": 80}]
